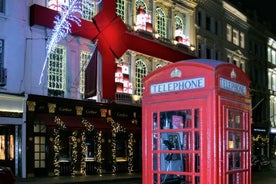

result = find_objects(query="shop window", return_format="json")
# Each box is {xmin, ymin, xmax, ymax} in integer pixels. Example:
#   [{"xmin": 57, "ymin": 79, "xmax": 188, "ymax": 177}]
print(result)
[
  {"xmin": 59, "ymin": 131, "xmax": 70, "ymax": 161},
  {"xmin": 116, "ymin": 133, "xmax": 127, "ymax": 161},
  {"xmin": 33, "ymin": 123, "xmax": 46, "ymax": 168},
  {"xmin": 85, "ymin": 132, "xmax": 95, "ymax": 161},
  {"xmin": 34, "ymin": 136, "xmax": 46, "ymax": 168},
  {"xmin": 0, "ymin": 127, "xmax": 14, "ymax": 161},
  {"xmin": 0, "ymin": 135, "xmax": 5, "ymax": 160}
]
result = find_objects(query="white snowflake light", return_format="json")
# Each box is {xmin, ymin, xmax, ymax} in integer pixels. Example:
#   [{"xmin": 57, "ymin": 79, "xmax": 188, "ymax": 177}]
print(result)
[{"xmin": 39, "ymin": 0, "xmax": 102, "ymax": 85}]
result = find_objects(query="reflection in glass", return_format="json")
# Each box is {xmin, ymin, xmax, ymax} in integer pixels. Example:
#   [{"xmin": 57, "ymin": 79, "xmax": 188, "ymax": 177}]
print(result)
[{"xmin": 160, "ymin": 110, "xmax": 192, "ymax": 129}]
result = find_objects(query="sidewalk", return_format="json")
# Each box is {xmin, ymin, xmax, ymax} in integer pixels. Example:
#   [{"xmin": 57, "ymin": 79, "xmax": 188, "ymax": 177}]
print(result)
[
  {"xmin": 252, "ymin": 159, "xmax": 276, "ymax": 184},
  {"xmin": 15, "ymin": 173, "xmax": 142, "ymax": 184}
]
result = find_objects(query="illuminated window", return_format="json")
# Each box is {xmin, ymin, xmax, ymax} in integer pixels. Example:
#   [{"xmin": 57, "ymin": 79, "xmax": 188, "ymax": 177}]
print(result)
[
  {"xmin": 156, "ymin": 7, "xmax": 167, "ymax": 38},
  {"xmin": 80, "ymin": 50, "xmax": 91, "ymax": 96},
  {"xmin": 0, "ymin": 0, "xmax": 4, "ymax": 13},
  {"xmin": 233, "ymin": 29, "xmax": 239, "ymax": 46},
  {"xmin": 34, "ymin": 136, "xmax": 46, "ymax": 168},
  {"xmin": 135, "ymin": 1, "xmax": 152, "ymax": 31},
  {"xmin": 82, "ymin": 0, "xmax": 96, "ymax": 21},
  {"xmin": 48, "ymin": 45, "xmax": 66, "ymax": 96},
  {"xmin": 0, "ymin": 135, "xmax": 5, "ymax": 160},
  {"xmin": 116, "ymin": 0, "xmax": 126, "ymax": 22},
  {"xmin": 33, "ymin": 123, "xmax": 46, "ymax": 168},
  {"xmin": 227, "ymin": 24, "xmax": 232, "ymax": 42},
  {"xmin": 47, "ymin": 0, "xmax": 69, "ymax": 11},
  {"xmin": 175, "ymin": 15, "xmax": 190, "ymax": 46},
  {"xmin": 240, "ymin": 32, "xmax": 245, "ymax": 48},
  {"xmin": 135, "ymin": 59, "xmax": 147, "ymax": 96}
]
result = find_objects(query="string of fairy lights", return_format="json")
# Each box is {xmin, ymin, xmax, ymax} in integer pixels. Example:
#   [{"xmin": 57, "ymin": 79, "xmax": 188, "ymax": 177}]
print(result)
[{"xmin": 51, "ymin": 116, "xmax": 136, "ymax": 176}]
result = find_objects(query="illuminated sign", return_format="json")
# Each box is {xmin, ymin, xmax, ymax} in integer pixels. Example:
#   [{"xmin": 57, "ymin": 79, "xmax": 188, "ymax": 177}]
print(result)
[
  {"xmin": 150, "ymin": 77, "xmax": 205, "ymax": 94},
  {"xmin": 220, "ymin": 77, "xmax": 246, "ymax": 95}
]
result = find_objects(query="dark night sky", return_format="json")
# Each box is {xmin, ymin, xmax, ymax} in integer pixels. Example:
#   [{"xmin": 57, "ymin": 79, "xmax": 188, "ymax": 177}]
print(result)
[{"xmin": 228, "ymin": 0, "xmax": 276, "ymax": 35}]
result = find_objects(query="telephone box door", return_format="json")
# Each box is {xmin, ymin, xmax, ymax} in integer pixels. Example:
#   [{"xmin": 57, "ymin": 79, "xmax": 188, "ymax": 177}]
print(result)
[
  {"xmin": 142, "ymin": 59, "xmax": 251, "ymax": 184},
  {"xmin": 143, "ymin": 98, "xmax": 207, "ymax": 184},
  {"xmin": 220, "ymin": 99, "xmax": 251, "ymax": 184}
]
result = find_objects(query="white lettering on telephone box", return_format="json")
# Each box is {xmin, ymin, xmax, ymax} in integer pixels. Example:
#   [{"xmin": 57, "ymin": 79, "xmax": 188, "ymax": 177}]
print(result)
[
  {"xmin": 220, "ymin": 78, "xmax": 246, "ymax": 95},
  {"xmin": 150, "ymin": 77, "xmax": 205, "ymax": 94}
]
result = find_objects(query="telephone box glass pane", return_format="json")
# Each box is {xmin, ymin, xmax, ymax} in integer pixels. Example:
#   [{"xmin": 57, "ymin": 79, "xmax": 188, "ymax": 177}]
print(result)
[
  {"xmin": 195, "ymin": 131, "xmax": 200, "ymax": 150},
  {"xmin": 153, "ymin": 112, "xmax": 157, "ymax": 130},
  {"xmin": 228, "ymin": 152, "xmax": 241, "ymax": 170},
  {"xmin": 194, "ymin": 108, "xmax": 200, "ymax": 128},
  {"xmin": 160, "ymin": 132, "xmax": 182, "ymax": 150},
  {"xmin": 195, "ymin": 153, "xmax": 200, "ymax": 172},
  {"xmin": 160, "ymin": 110, "xmax": 191, "ymax": 129}
]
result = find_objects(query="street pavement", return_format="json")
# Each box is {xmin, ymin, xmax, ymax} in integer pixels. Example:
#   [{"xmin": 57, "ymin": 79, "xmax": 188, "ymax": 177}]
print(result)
[
  {"xmin": 252, "ymin": 159, "xmax": 276, "ymax": 184},
  {"xmin": 15, "ymin": 161, "xmax": 276, "ymax": 184}
]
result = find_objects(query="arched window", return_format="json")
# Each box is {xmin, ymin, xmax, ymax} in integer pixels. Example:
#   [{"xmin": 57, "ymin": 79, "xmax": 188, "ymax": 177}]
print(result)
[
  {"xmin": 175, "ymin": 15, "xmax": 184, "ymax": 36},
  {"xmin": 136, "ymin": 0, "xmax": 147, "ymax": 12},
  {"xmin": 116, "ymin": 0, "xmax": 126, "ymax": 22},
  {"xmin": 175, "ymin": 15, "xmax": 190, "ymax": 45},
  {"xmin": 156, "ymin": 7, "xmax": 167, "ymax": 38},
  {"xmin": 135, "ymin": 59, "xmax": 147, "ymax": 96},
  {"xmin": 136, "ymin": 0, "xmax": 152, "ymax": 31}
]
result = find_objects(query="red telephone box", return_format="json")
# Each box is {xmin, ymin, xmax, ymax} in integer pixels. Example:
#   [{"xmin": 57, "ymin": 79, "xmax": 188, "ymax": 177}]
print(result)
[{"xmin": 142, "ymin": 59, "xmax": 251, "ymax": 184}]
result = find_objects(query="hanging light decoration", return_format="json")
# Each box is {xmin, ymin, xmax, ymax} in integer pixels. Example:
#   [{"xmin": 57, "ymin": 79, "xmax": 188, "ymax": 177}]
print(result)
[
  {"xmin": 53, "ymin": 116, "xmax": 66, "ymax": 176},
  {"xmin": 80, "ymin": 131, "xmax": 87, "ymax": 176},
  {"xmin": 70, "ymin": 130, "xmax": 78, "ymax": 176},
  {"xmin": 107, "ymin": 118, "xmax": 125, "ymax": 175},
  {"xmin": 127, "ymin": 133, "xmax": 134, "ymax": 174},
  {"xmin": 96, "ymin": 131, "xmax": 103, "ymax": 176}
]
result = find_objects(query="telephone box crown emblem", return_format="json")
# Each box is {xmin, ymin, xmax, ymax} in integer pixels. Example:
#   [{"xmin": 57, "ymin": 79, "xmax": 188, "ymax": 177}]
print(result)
[
  {"xmin": 171, "ymin": 68, "xmax": 181, "ymax": 78},
  {"xmin": 231, "ymin": 69, "xmax": 236, "ymax": 79}
]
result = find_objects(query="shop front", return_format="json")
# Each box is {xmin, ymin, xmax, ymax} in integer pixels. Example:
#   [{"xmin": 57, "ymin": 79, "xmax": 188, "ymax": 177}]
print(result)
[
  {"xmin": 0, "ymin": 93, "xmax": 25, "ymax": 178},
  {"xmin": 26, "ymin": 94, "xmax": 141, "ymax": 177}
]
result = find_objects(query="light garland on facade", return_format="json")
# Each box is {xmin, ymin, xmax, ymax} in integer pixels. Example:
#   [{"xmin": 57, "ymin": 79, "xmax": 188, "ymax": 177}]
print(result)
[
  {"xmin": 53, "ymin": 116, "xmax": 66, "ymax": 176},
  {"xmin": 53, "ymin": 129, "xmax": 61, "ymax": 176},
  {"xmin": 96, "ymin": 131, "xmax": 103, "ymax": 176},
  {"xmin": 70, "ymin": 130, "xmax": 78, "ymax": 176},
  {"xmin": 80, "ymin": 131, "xmax": 86, "ymax": 176},
  {"xmin": 252, "ymin": 134, "xmax": 269, "ymax": 143},
  {"xmin": 82, "ymin": 118, "xmax": 95, "ymax": 132},
  {"xmin": 108, "ymin": 118, "xmax": 125, "ymax": 174},
  {"xmin": 127, "ymin": 133, "xmax": 134, "ymax": 174}
]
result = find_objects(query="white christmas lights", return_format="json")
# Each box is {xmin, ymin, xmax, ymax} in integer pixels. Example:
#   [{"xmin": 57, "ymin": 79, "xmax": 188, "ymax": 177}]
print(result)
[{"xmin": 39, "ymin": 0, "xmax": 102, "ymax": 85}]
